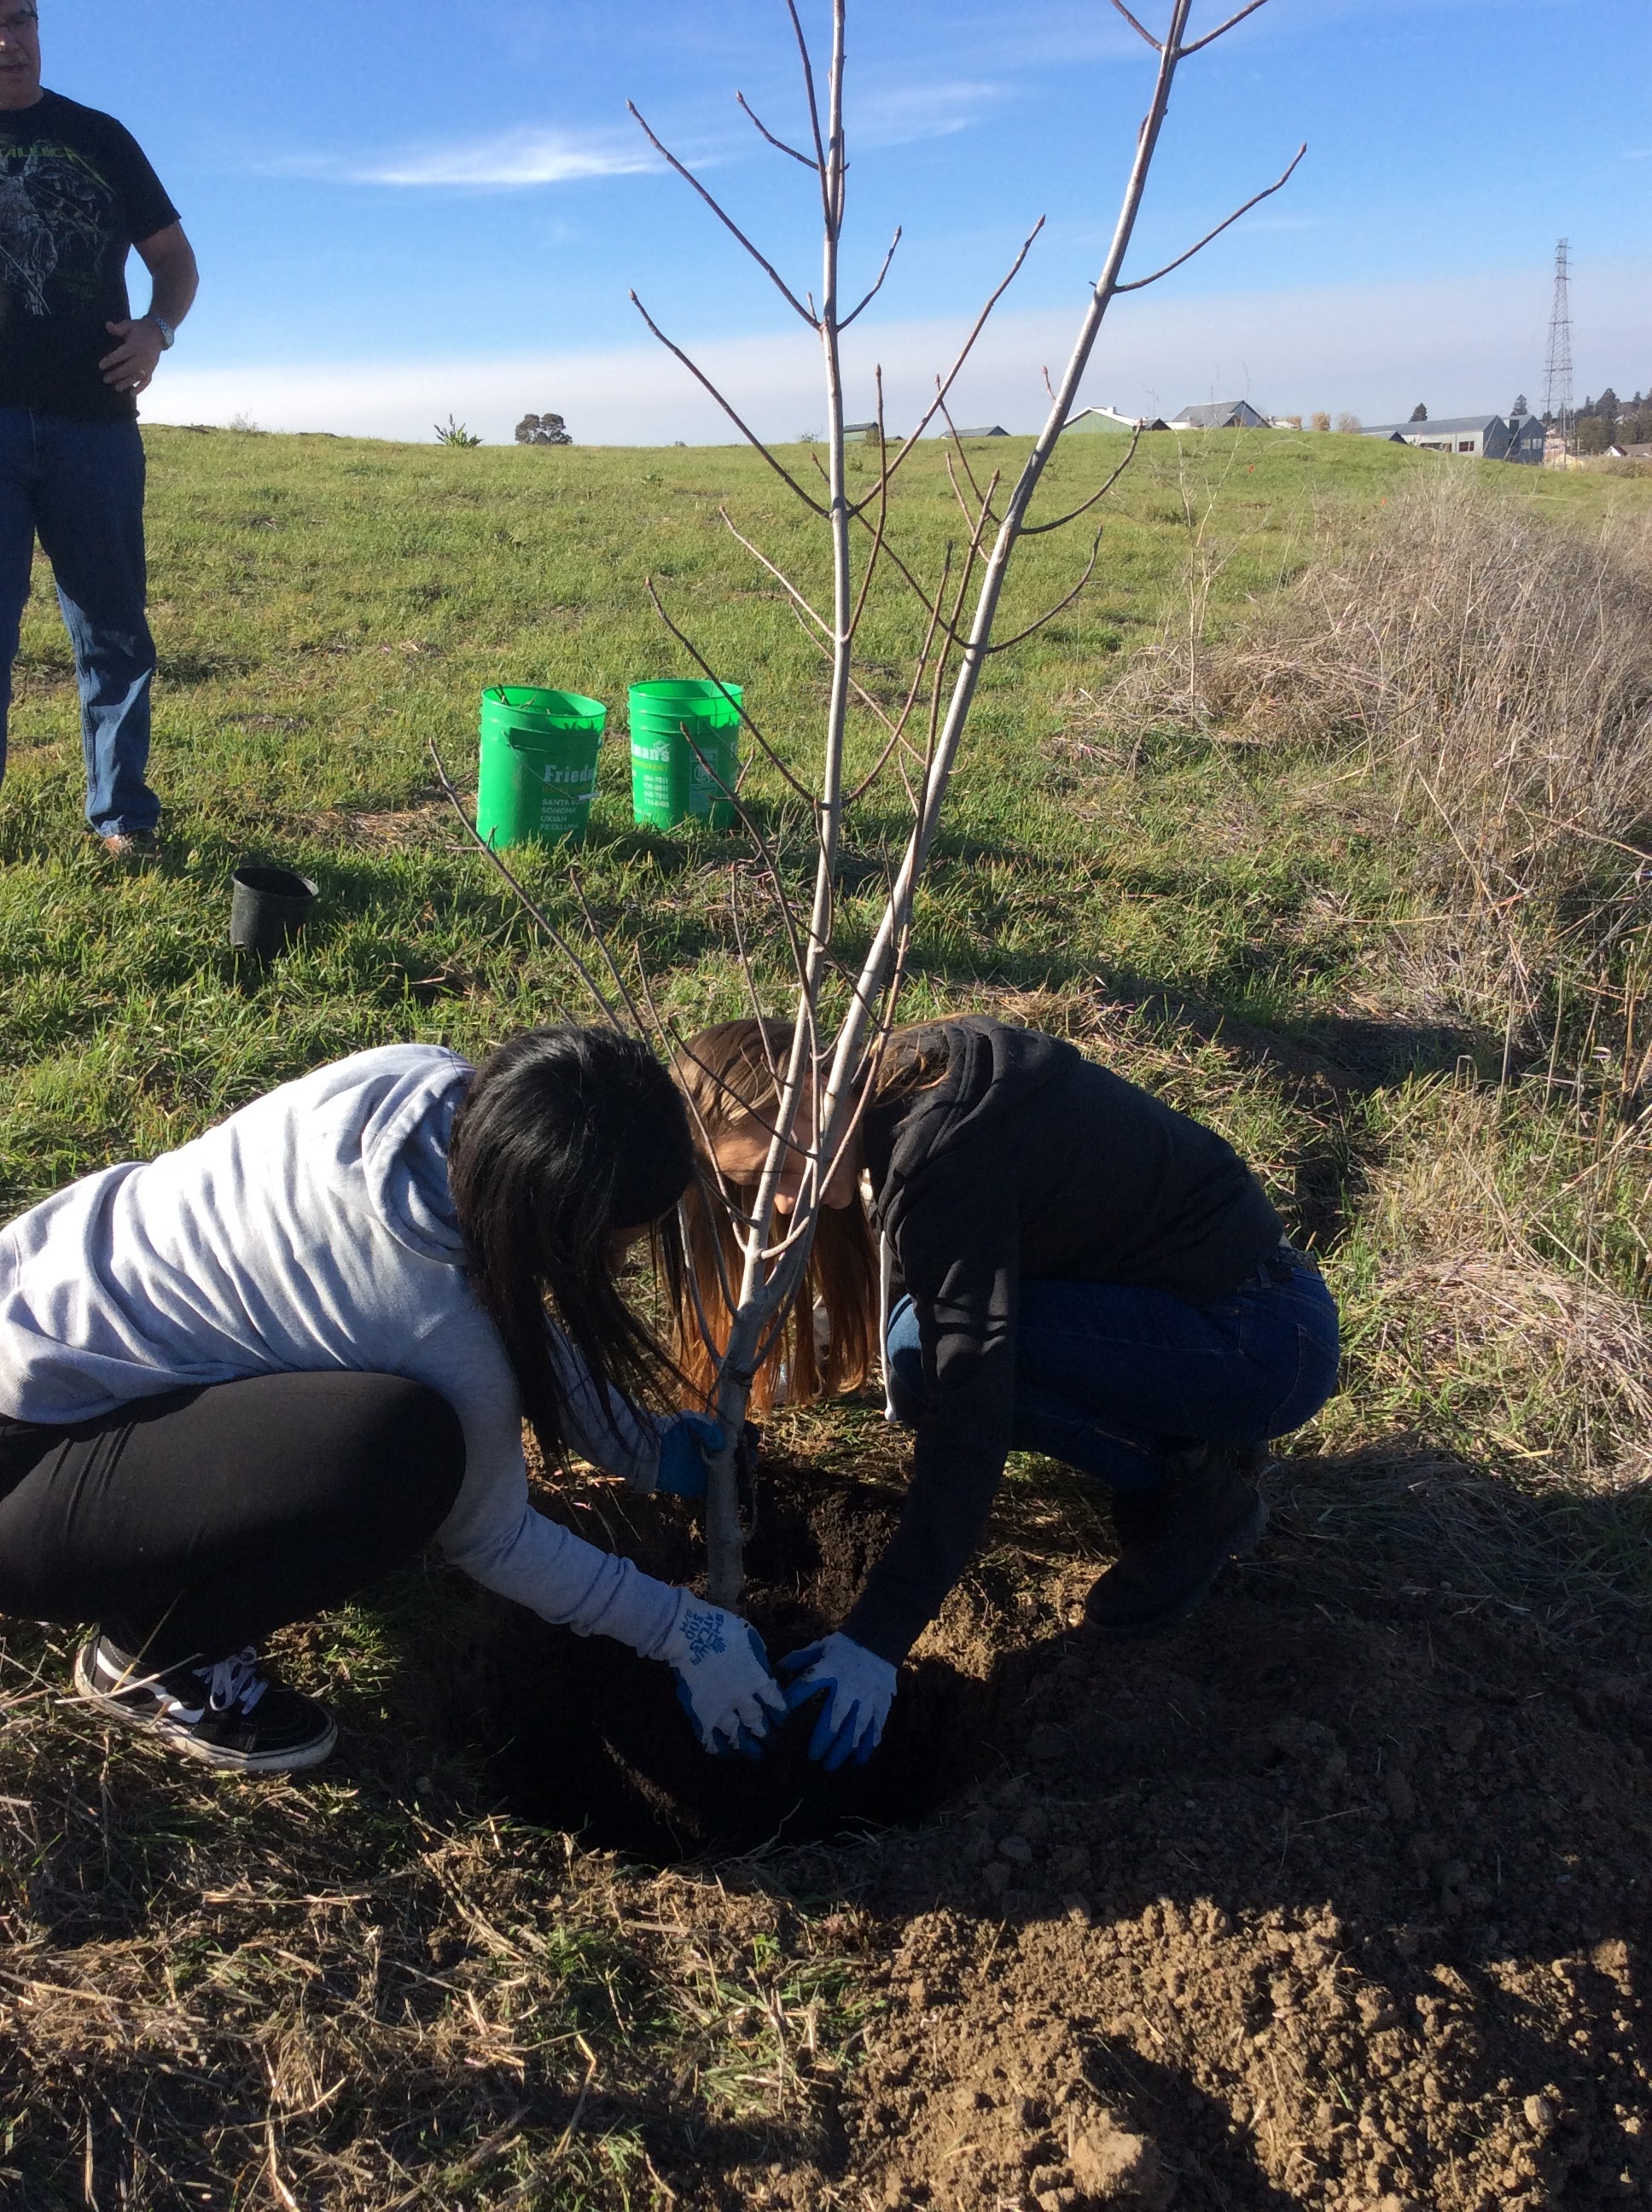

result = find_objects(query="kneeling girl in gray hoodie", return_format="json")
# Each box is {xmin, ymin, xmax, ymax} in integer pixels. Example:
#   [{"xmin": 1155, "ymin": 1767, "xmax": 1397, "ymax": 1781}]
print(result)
[{"xmin": 0, "ymin": 1027, "xmax": 785, "ymax": 1774}]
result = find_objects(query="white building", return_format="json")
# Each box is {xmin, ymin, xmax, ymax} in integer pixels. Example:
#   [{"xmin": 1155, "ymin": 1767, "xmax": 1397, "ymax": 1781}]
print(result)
[
  {"xmin": 1360, "ymin": 414, "xmax": 1546, "ymax": 464},
  {"xmin": 1063, "ymin": 405, "xmax": 1167, "ymax": 434}
]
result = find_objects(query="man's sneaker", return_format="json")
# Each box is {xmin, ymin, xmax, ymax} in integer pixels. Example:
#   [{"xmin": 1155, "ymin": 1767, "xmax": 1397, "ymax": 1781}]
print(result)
[
  {"xmin": 1085, "ymin": 1442, "xmax": 1271, "ymax": 1640},
  {"xmin": 72, "ymin": 1636, "xmax": 337, "ymax": 1773}
]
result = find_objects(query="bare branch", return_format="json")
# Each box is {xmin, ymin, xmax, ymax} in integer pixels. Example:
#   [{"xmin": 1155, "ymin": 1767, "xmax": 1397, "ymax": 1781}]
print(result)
[
  {"xmin": 1117, "ymin": 143, "xmax": 1306, "ymax": 292},
  {"xmin": 628, "ymin": 101, "xmax": 818, "ymax": 325},
  {"xmin": 630, "ymin": 294, "xmax": 828, "ymax": 514},
  {"xmin": 782, "ymin": 0, "xmax": 830, "ymax": 198},
  {"xmin": 427, "ymin": 740, "xmax": 625, "ymax": 1030},
  {"xmin": 1107, "ymin": 0, "xmax": 1163, "ymax": 48},
  {"xmin": 846, "ymin": 366, "xmax": 893, "ymax": 640},
  {"xmin": 644, "ymin": 577, "xmax": 817, "ymax": 805},
  {"xmin": 735, "ymin": 90, "xmax": 816, "ymax": 167},
  {"xmin": 944, "ymin": 446, "xmax": 983, "ymax": 533},
  {"xmin": 1021, "ymin": 421, "xmax": 1142, "ymax": 534},
  {"xmin": 564, "ymin": 863, "xmax": 653, "ymax": 1034},
  {"xmin": 792, "ymin": 595, "xmax": 935, "ymax": 753},
  {"xmin": 985, "ymin": 529, "xmax": 1102, "ymax": 653},
  {"xmin": 719, "ymin": 507, "xmax": 834, "ymax": 634},
  {"xmin": 939, "ymin": 391, "xmax": 989, "ymax": 511},
  {"xmin": 850, "ymin": 217, "xmax": 1045, "ymax": 510},
  {"xmin": 679, "ymin": 727, "xmax": 816, "ymax": 1001},
  {"xmin": 840, "ymin": 227, "xmax": 903, "ymax": 329},
  {"xmin": 1180, "ymin": 0, "xmax": 1272, "ymax": 57},
  {"xmin": 729, "ymin": 868, "xmax": 782, "ymax": 1057},
  {"xmin": 676, "ymin": 1192, "xmax": 733, "ymax": 1369},
  {"xmin": 845, "ymin": 546, "xmax": 952, "ymax": 804}
]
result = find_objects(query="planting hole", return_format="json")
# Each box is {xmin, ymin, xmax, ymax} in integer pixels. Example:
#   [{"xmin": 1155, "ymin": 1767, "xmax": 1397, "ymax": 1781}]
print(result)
[{"xmin": 457, "ymin": 1470, "xmax": 1006, "ymax": 1863}]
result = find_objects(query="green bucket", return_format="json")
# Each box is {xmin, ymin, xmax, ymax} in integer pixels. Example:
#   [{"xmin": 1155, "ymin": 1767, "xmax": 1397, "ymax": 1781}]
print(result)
[
  {"xmin": 477, "ymin": 687, "xmax": 606, "ymax": 850},
  {"xmin": 628, "ymin": 679, "xmax": 742, "ymax": 831}
]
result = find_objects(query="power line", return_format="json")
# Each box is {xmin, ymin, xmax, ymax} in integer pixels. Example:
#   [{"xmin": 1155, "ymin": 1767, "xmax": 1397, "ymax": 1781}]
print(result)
[{"xmin": 1543, "ymin": 238, "xmax": 1573, "ymax": 454}]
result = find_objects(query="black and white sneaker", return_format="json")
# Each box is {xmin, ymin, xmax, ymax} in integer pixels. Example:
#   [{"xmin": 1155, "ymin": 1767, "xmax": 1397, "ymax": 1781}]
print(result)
[{"xmin": 72, "ymin": 1636, "xmax": 337, "ymax": 1774}]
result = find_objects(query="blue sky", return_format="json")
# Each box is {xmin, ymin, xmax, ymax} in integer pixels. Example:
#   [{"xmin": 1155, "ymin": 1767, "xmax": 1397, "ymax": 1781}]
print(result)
[{"xmin": 48, "ymin": 0, "xmax": 1652, "ymax": 443}]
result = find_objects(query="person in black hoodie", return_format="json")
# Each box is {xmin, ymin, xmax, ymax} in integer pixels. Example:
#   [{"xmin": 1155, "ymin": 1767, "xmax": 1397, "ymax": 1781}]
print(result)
[{"xmin": 673, "ymin": 1016, "xmax": 1339, "ymax": 1769}]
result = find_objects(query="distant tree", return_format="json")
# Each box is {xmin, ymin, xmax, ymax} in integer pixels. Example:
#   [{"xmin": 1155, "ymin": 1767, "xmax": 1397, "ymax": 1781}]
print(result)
[
  {"xmin": 1574, "ymin": 415, "xmax": 1611, "ymax": 456},
  {"xmin": 515, "ymin": 411, "xmax": 573, "ymax": 446},
  {"xmin": 1281, "ymin": 413, "xmax": 1303, "ymax": 428},
  {"xmin": 1409, "ymin": 403, "xmax": 1428, "ymax": 422},
  {"xmin": 1509, "ymin": 393, "xmax": 1528, "ymax": 417},
  {"xmin": 1335, "ymin": 411, "xmax": 1363, "ymax": 434},
  {"xmin": 434, "ymin": 416, "xmax": 483, "ymax": 447},
  {"xmin": 1310, "ymin": 410, "xmax": 1331, "ymax": 433}
]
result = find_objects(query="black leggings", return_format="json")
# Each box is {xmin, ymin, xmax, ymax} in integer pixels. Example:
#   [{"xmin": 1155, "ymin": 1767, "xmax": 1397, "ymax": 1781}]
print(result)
[{"xmin": 0, "ymin": 1371, "xmax": 466, "ymax": 1671}]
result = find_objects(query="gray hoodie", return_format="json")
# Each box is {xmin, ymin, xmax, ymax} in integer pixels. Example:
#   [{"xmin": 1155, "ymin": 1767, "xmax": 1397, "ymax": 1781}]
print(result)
[{"xmin": 0, "ymin": 1045, "xmax": 681, "ymax": 1656}]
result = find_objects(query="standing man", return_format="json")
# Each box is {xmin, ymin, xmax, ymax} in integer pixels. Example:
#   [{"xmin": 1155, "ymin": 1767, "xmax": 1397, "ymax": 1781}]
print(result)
[{"xmin": 0, "ymin": 3, "xmax": 197, "ymax": 857}]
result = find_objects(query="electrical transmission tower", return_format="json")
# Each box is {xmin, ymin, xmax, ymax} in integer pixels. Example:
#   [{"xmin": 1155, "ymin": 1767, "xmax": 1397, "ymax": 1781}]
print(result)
[{"xmin": 1543, "ymin": 238, "xmax": 1573, "ymax": 454}]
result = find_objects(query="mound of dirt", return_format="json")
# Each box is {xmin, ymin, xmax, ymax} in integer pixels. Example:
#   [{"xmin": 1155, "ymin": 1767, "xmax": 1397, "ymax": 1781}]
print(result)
[{"xmin": 439, "ymin": 1450, "xmax": 1651, "ymax": 2210}]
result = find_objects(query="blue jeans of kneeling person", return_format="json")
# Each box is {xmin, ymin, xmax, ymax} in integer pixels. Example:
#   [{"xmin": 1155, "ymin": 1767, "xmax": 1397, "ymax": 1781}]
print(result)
[
  {"xmin": 885, "ymin": 1249, "xmax": 1340, "ymax": 1491},
  {"xmin": 0, "ymin": 410, "xmax": 160, "ymax": 838}
]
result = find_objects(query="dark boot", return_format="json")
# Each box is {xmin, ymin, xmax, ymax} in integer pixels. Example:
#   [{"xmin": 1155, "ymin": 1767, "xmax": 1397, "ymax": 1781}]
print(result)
[{"xmin": 1085, "ymin": 1442, "xmax": 1271, "ymax": 1640}]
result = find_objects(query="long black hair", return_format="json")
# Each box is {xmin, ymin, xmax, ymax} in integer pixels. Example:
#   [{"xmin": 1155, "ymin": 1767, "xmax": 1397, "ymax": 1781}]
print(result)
[{"xmin": 446, "ymin": 1027, "xmax": 694, "ymax": 1464}]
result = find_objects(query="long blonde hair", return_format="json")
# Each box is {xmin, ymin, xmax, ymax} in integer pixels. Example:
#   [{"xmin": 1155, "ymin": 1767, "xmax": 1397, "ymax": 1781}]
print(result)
[{"xmin": 671, "ymin": 1018, "xmax": 954, "ymax": 1412}]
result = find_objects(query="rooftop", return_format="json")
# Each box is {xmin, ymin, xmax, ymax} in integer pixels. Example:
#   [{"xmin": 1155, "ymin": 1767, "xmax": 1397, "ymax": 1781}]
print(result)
[{"xmin": 1362, "ymin": 415, "xmax": 1506, "ymax": 437}]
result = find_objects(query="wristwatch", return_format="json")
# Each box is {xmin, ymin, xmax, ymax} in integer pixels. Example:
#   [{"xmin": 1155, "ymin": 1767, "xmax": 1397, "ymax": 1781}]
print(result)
[{"xmin": 148, "ymin": 314, "xmax": 176, "ymax": 352}]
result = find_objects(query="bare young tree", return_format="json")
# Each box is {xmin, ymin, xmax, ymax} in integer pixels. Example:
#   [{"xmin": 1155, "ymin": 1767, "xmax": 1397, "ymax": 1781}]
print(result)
[{"xmin": 439, "ymin": 0, "xmax": 1302, "ymax": 1607}]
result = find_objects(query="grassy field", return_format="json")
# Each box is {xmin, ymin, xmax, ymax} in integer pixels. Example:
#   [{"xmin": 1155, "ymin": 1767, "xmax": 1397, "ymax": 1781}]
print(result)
[{"xmin": 1, "ymin": 424, "xmax": 1649, "ymax": 2208}]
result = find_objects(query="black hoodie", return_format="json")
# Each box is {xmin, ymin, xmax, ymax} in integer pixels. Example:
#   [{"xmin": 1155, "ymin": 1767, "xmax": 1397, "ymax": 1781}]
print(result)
[{"xmin": 841, "ymin": 1019, "xmax": 1283, "ymax": 1662}]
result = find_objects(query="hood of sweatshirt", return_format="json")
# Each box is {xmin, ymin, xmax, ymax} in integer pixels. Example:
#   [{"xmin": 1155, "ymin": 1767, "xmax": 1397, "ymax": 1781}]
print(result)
[
  {"xmin": 356, "ymin": 1048, "xmax": 474, "ymax": 1262},
  {"xmin": 866, "ymin": 1019, "xmax": 1071, "ymax": 1230}
]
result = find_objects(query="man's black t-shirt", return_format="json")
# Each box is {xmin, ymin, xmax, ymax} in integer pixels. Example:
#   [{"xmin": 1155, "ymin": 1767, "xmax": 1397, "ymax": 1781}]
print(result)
[{"xmin": 0, "ymin": 90, "xmax": 179, "ymax": 424}]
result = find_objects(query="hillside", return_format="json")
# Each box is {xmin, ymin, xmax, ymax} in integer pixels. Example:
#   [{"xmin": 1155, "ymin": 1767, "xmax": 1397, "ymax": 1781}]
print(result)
[{"xmin": 1, "ymin": 426, "xmax": 1648, "ymax": 2211}]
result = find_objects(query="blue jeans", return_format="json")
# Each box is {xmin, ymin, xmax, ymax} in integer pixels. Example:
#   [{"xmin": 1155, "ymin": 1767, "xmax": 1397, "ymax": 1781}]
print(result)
[
  {"xmin": 886, "ymin": 1250, "xmax": 1340, "ymax": 1496},
  {"xmin": 0, "ymin": 409, "xmax": 159, "ymax": 836}
]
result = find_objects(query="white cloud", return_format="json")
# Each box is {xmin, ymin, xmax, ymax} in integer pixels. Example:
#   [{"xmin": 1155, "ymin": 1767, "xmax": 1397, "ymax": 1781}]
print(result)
[
  {"xmin": 853, "ymin": 80, "xmax": 1006, "ymax": 148},
  {"xmin": 145, "ymin": 255, "xmax": 1651, "ymax": 448},
  {"xmin": 286, "ymin": 127, "xmax": 656, "ymax": 189}
]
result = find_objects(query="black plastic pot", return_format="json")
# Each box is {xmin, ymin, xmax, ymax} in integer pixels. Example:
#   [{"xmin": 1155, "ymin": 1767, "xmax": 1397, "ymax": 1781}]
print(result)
[{"xmin": 230, "ymin": 863, "xmax": 317, "ymax": 959}]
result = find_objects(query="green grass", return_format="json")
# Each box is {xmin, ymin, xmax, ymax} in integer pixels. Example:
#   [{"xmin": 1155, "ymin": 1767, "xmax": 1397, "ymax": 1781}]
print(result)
[
  {"xmin": 2, "ymin": 422, "xmax": 1649, "ymax": 2206},
  {"xmin": 2, "ymin": 422, "xmax": 1635, "ymax": 1200},
  {"xmin": 4, "ymin": 417, "xmax": 1649, "ymax": 1510}
]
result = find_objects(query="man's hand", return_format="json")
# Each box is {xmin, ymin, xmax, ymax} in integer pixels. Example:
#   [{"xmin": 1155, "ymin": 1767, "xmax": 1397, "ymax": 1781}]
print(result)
[{"xmin": 100, "ymin": 318, "xmax": 164, "ymax": 395}]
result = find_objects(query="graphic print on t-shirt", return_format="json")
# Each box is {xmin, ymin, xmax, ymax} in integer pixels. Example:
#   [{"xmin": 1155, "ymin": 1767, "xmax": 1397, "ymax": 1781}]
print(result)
[
  {"xmin": 0, "ymin": 92, "xmax": 178, "ymax": 422},
  {"xmin": 0, "ymin": 139, "xmax": 118, "ymax": 318}
]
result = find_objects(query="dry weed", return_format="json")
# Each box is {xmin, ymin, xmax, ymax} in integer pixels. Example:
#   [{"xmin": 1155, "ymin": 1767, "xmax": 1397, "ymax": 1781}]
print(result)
[
  {"xmin": 0, "ymin": 1616, "xmax": 873, "ymax": 2209},
  {"xmin": 1318, "ymin": 1075, "xmax": 1652, "ymax": 1487},
  {"xmin": 1099, "ymin": 473, "xmax": 1652, "ymax": 1034}
]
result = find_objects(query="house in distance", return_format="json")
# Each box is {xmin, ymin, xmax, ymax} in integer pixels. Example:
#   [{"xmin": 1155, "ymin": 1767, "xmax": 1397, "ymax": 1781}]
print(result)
[
  {"xmin": 1064, "ymin": 405, "xmax": 1169, "ymax": 434},
  {"xmin": 1360, "ymin": 413, "xmax": 1546, "ymax": 464},
  {"xmin": 1169, "ymin": 399, "xmax": 1272, "ymax": 430}
]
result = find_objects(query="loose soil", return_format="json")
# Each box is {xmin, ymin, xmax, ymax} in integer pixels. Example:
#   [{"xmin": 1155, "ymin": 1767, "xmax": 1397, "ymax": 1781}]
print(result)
[{"xmin": 437, "ymin": 1447, "xmax": 1652, "ymax": 2209}]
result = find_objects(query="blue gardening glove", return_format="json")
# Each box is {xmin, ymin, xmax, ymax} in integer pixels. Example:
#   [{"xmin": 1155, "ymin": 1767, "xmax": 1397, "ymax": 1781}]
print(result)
[
  {"xmin": 657, "ymin": 1591, "xmax": 787, "ymax": 1758},
  {"xmin": 779, "ymin": 1631, "xmax": 898, "ymax": 1771},
  {"xmin": 653, "ymin": 1415, "xmax": 761, "ymax": 1500},
  {"xmin": 654, "ymin": 1414, "xmax": 719, "ymax": 1499}
]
